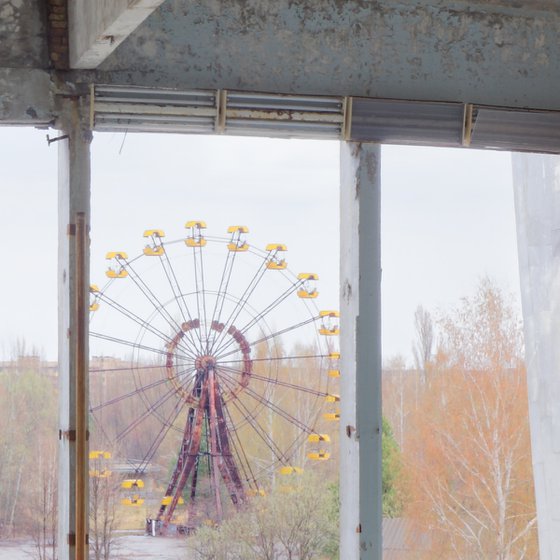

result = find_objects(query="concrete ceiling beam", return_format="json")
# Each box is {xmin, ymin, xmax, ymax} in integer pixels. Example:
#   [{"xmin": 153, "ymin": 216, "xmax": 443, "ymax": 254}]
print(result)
[
  {"xmin": 0, "ymin": 68, "xmax": 55, "ymax": 125},
  {"xmin": 96, "ymin": 0, "xmax": 560, "ymax": 112},
  {"xmin": 68, "ymin": 0, "xmax": 165, "ymax": 69}
]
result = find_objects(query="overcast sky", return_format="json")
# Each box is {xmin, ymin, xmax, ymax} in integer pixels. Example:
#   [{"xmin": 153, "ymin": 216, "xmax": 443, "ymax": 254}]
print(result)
[{"xmin": 0, "ymin": 127, "xmax": 520, "ymax": 363}]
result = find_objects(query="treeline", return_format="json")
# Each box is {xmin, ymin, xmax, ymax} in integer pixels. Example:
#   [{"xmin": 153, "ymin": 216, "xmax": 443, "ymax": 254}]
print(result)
[
  {"xmin": 0, "ymin": 278, "xmax": 537, "ymax": 559},
  {"xmin": 0, "ymin": 365, "xmax": 57, "ymax": 541},
  {"xmin": 384, "ymin": 279, "xmax": 538, "ymax": 558}
]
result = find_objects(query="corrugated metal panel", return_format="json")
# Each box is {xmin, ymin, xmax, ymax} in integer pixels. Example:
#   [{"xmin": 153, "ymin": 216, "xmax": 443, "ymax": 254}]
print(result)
[
  {"xmin": 93, "ymin": 85, "xmax": 217, "ymax": 134},
  {"xmin": 471, "ymin": 108, "xmax": 560, "ymax": 153},
  {"xmin": 227, "ymin": 91, "xmax": 342, "ymax": 113},
  {"xmin": 350, "ymin": 98, "xmax": 464, "ymax": 147},
  {"xmin": 92, "ymin": 85, "xmax": 344, "ymax": 139},
  {"xmin": 225, "ymin": 118, "xmax": 341, "ymax": 139},
  {"xmin": 92, "ymin": 85, "xmax": 560, "ymax": 153},
  {"xmin": 223, "ymin": 91, "xmax": 343, "ymax": 138}
]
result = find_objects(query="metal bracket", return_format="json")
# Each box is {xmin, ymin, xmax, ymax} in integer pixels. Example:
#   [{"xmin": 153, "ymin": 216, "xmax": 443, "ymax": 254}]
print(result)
[
  {"xmin": 342, "ymin": 96, "xmax": 353, "ymax": 141},
  {"xmin": 46, "ymin": 133, "xmax": 69, "ymax": 146},
  {"xmin": 60, "ymin": 429, "xmax": 76, "ymax": 441},
  {"xmin": 66, "ymin": 533, "xmax": 89, "ymax": 546},
  {"xmin": 59, "ymin": 429, "xmax": 89, "ymax": 441},
  {"xmin": 346, "ymin": 424, "xmax": 356, "ymax": 438},
  {"xmin": 89, "ymin": 83, "xmax": 95, "ymax": 130},
  {"xmin": 215, "ymin": 89, "xmax": 227, "ymax": 133},
  {"xmin": 462, "ymin": 103, "xmax": 474, "ymax": 147}
]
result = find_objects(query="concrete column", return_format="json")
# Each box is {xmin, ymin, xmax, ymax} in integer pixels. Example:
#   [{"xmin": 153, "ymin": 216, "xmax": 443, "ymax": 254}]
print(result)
[
  {"xmin": 339, "ymin": 142, "xmax": 382, "ymax": 559},
  {"xmin": 512, "ymin": 153, "xmax": 560, "ymax": 560},
  {"xmin": 58, "ymin": 99, "xmax": 92, "ymax": 560}
]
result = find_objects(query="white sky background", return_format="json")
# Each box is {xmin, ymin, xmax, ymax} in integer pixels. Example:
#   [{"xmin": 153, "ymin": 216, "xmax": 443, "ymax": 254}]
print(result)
[{"xmin": 0, "ymin": 127, "xmax": 520, "ymax": 363}]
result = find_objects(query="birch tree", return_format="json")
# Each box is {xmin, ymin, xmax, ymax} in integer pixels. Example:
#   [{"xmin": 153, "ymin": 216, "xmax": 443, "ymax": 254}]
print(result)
[
  {"xmin": 406, "ymin": 280, "xmax": 537, "ymax": 559},
  {"xmin": 412, "ymin": 305, "xmax": 434, "ymax": 384}
]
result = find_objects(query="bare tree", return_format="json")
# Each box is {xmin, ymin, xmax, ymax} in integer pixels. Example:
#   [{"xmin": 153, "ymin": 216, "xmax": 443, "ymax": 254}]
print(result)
[
  {"xmin": 407, "ymin": 281, "xmax": 537, "ymax": 559},
  {"xmin": 0, "ymin": 350, "xmax": 57, "ymax": 539},
  {"xmin": 89, "ymin": 463, "xmax": 120, "ymax": 560},
  {"xmin": 383, "ymin": 355, "xmax": 407, "ymax": 450},
  {"xmin": 30, "ymin": 445, "xmax": 58, "ymax": 560},
  {"xmin": 412, "ymin": 305, "xmax": 434, "ymax": 384}
]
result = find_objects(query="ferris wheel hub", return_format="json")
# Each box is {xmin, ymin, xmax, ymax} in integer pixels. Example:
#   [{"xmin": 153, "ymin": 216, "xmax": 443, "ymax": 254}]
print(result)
[{"xmin": 195, "ymin": 355, "xmax": 217, "ymax": 371}]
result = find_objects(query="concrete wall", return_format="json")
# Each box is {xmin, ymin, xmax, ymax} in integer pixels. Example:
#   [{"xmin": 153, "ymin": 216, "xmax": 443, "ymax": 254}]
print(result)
[
  {"xmin": 4, "ymin": 1, "xmax": 560, "ymax": 123},
  {"xmin": 513, "ymin": 153, "xmax": 560, "ymax": 560},
  {"xmin": 0, "ymin": 0, "xmax": 52, "ymax": 124},
  {"xmin": 97, "ymin": 0, "xmax": 560, "ymax": 110},
  {"xmin": 0, "ymin": 0, "xmax": 49, "ymax": 68}
]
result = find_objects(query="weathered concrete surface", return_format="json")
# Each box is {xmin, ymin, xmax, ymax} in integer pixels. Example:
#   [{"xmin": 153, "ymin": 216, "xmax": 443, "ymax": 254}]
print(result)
[
  {"xmin": 0, "ymin": 0, "xmax": 48, "ymax": 68},
  {"xmin": 96, "ymin": 0, "xmax": 560, "ymax": 110},
  {"xmin": 57, "ymin": 100, "xmax": 92, "ymax": 560},
  {"xmin": 68, "ymin": 0, "xmax": 165, "ymax": 69},
  {"xmin": 513, "ymin": 153, "xmax": 560, "ymax": 560},
  {"xmin": 340, "ymin": 143, "xmax": 382, "ymax": 559},
  {"xmin": 0, "ymin": 0, "xmax": 54, "ymax": 124},
  {"xmin": 0, "ymin": 68, "xmax": 54, "ymax": 124},
  {"xmin": 3, "ymin": 0, "xmax": 560, "ymax": 124}
]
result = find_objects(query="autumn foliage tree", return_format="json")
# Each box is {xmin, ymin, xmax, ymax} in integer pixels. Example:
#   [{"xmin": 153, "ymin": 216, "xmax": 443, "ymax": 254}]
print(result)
[
  {"xmin": 0, "ymin": 359, "xmax": 58, "ymax": 540},
  {"xmin": 405, "ymin": 280, "xmax": 537, "ymax": 559},
  {"xmin": 192, "ymin": 472, "xmax": 337, "ymax": 560}
]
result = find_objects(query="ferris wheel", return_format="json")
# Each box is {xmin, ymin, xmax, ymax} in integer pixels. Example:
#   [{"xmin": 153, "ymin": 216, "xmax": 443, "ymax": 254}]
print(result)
[{"xmin": 88, "ymin": 222, "xmax": 340, "ymax": 535}]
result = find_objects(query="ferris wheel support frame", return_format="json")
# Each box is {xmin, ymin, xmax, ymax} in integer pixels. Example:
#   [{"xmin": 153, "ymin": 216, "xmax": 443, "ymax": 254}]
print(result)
[{"xmin": 155, "ymin": 363, "xmax": 246, "ymax": 535}]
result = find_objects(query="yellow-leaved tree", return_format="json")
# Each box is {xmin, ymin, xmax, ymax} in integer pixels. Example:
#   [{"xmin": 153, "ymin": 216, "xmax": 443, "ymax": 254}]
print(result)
[{"xmin": 406, "ymin": 279, "xmax": 538, "ymax": 559}]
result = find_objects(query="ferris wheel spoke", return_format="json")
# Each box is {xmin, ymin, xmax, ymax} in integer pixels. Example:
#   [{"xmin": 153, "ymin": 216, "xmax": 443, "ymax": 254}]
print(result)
[
  {"xmin": 212, "ymin": 383, "xmax": 250, "ymax": 498},
  {"xmin": 218, "ymin": 385, "xmax": 259, "ymax": 488},
  {"xmin": 90, "ymin": 363, "xmax": 170, "ymax": 374},
  {"xmin": 121, "ymin": 258, "xmax": 199, "ymax": 352},
  {"xmin": 134, "ymin": 395, "xmax": 186, "ymax": 475},
  {"xmin": 190, "ymin": 244, "xmax": 211, "ymax": 351},
  {"xmin": 215, "ymin": 315, "xmax": 320, "ymax": 361},
  {"xmin": 157, "ymin": 246, "xmax": 202, "ymax": 349},
  {"xmin": 95, "ymin": 292, "xmax": 198, "ymax": 361},
  {"xmin": 212, "ymin": 279, "xmax": 301, "ymax": 357},
  {"xmin": 90, "ymin": 331, "xmax": 194, "ymax": 363},
  {"xmin": 171, "ymin": 367, "xmax": 201, "ymax": 402},
  {"xmin": 218, "ymin": 353, "xmax": 328, "ymax": 365},
  {"xmin": 217, "ymin": 364, "xmax": 328, "ymax": 397},
  {"xmin": 216, "ymin": 369, "xmax": 315, "ymax": 435},
  {"xmin": 89, "ymin": 411, "xmax": 114, "ymax": 455},
  {"xmin": 199, "ymin": 247, "xmax": 211, "ymax": 351},
  {"xmin": 115, "ymin": 381, "xmax": 185, "ymax": 442},
  {"xmin": 207, "ymin": 247, "xmax": 237, "ymax": 352},
  {"xmin": 90, "ymin": 364, "xmax": 196, "ymax": 413},
  {"xmin": 218, "ymin": 374, "xmax": 289, "ymax": 464},
  {"xmin": 208, "ymin": 251, "xmax": 271, "ymax": 355}
]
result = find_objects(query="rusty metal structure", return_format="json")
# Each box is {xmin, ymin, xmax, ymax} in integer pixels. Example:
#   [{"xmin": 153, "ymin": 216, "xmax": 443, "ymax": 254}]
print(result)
[
  {"xmin": 89, "ymin": 226, "xmax": 338, "ymax": 534},
  {"xmin": 4, "ymin": 2, "xmax": 560, "ymax": 559}
]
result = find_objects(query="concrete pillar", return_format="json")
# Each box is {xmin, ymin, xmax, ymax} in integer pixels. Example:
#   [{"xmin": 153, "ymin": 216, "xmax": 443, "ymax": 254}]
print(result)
[
  {"xmin": 339, "ymin": 142, "xmax": 382, "ymax": 559},
  {"xmin": 57, "ymin": 99, "xmax": 92, "ymax": 560},
  {"xmin": 512, "ymin": 153, "xmax": 560, "ymax": 560}
]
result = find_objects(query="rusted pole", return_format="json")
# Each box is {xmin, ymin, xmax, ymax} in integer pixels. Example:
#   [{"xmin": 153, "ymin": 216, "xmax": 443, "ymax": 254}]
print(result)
[
  {"xmin": 58, "ymin": 97, "xmax": 91, "ymax": 560},
  {"xmin": 74, "ymin": 212, "xmax": 88, "ymax": 560}
]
